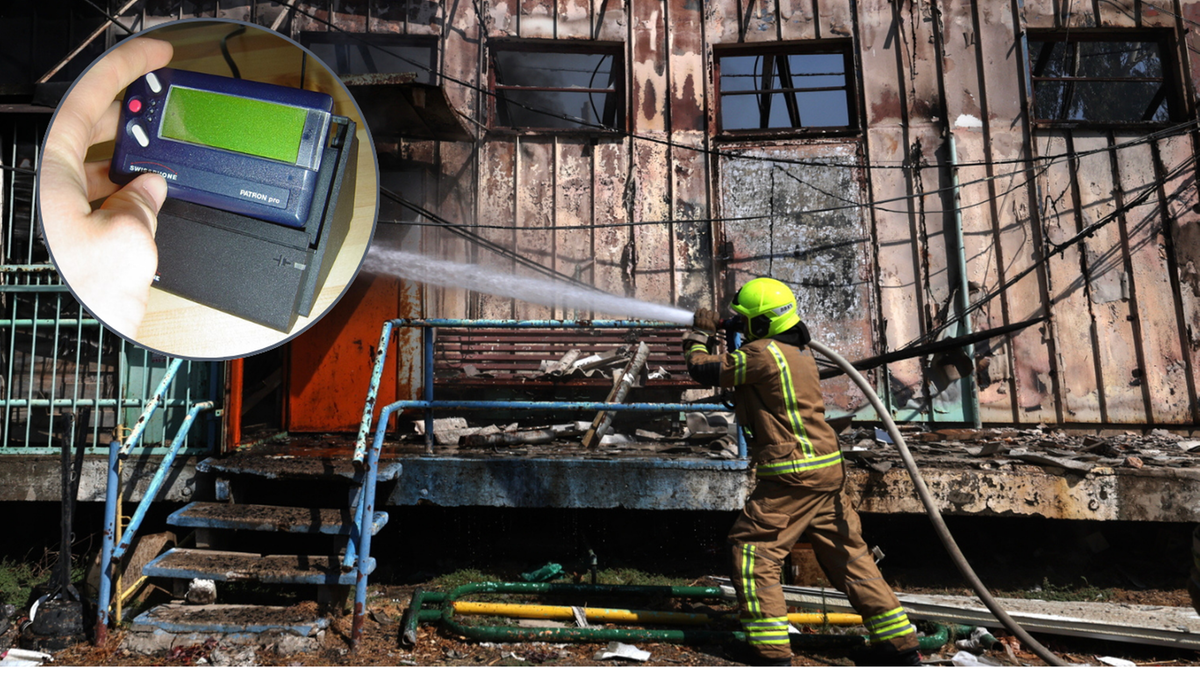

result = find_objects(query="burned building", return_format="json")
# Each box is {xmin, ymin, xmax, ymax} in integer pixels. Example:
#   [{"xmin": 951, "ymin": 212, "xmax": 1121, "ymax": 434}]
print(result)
[{"xmin": 0, "ymin": 0, "xmax": 1198, "ymax": 525}]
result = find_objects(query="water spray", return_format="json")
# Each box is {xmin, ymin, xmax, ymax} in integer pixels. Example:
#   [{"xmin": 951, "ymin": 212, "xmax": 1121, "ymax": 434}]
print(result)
[
  {"xmin": 367, "ymin": 247, "xmax": 1061, "ymax": 664},
  {"xmin": 363, "ymin": 247, "xmax": 693, "ymax": 325}
]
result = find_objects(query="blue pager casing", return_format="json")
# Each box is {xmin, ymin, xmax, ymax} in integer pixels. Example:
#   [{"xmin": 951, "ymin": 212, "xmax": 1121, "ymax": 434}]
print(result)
[{"xmin": 110, "ymin": 68, "xmax": 334, "ymax": 228}]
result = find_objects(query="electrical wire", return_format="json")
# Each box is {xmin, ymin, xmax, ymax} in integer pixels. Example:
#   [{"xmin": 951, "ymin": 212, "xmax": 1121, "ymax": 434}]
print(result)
[
  {"xmin": 220, "ymin": 26, "xmax": 247, "ymax": 79},
  {"xmin": 378, "ymin": 187, "xmax": 598, "ymax": 291},
  {"xmin": 79, "ymin": 0, "xmax": 135, "ymax": 35},
  {"xmin": 278, "ymin": 1, "xmax": 1197, "ymax": 175},
  {"xmin": 897, "ymin": 145, "xmax": 1197, "ymax": 352},
  {"xmin": 0, "ymin": 164, "xmax": 37, "ymax": 176}
]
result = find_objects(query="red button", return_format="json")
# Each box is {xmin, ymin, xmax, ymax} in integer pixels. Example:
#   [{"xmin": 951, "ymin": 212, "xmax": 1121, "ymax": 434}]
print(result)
[{"xmin": 128, "ymin": 98, "xmax": 142, "ymax": 114}]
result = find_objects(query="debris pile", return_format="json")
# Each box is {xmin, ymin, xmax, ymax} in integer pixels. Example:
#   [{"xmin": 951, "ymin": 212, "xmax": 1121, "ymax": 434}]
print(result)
[
  {"xmin": 405, "ymin": 410, "xmax": 739, "ymax": 459},
  {"xmin": 841, "ymin": 425, "xmax": 1200, "ymax": 474}
]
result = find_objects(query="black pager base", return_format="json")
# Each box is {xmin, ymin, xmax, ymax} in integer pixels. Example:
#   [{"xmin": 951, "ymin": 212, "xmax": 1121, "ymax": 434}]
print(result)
[{"xmin": 151, "ymin": 116, "xmax": 358, "ymax": 333}]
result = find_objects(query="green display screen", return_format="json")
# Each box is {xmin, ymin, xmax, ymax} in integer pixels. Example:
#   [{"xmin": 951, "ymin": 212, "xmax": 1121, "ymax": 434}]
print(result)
[{"xmin": 160, "ymin": 86, "xmax": 306, "ymax": 164}]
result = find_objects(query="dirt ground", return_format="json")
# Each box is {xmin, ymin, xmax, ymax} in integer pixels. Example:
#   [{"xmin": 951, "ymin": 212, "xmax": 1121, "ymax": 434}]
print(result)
[
  {"xmin": 32, "ymin": 576, "xmax": 1200, "ymax": 668},
  {"xmin": 10, "ymin": 506, "xmax": 1200, "ymax": 667}
]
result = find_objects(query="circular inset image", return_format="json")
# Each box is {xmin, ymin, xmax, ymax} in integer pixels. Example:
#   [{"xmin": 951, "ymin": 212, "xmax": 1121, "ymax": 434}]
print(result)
[{"xmin": 38, "ymin": 18, "xmax": 379, "ymax": 360}]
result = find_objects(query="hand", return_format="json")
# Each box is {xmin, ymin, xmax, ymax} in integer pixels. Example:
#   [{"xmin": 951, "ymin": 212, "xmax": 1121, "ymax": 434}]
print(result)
[
  {"xmin": 693, "ymin": 308, "xmax": 720, "ymax": 334},
  {"xmin": 39, "ymin": 37, "xmax": 174, "ymax": 341}
]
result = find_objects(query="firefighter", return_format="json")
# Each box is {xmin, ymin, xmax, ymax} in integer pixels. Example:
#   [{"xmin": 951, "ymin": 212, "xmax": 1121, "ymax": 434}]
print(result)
[{"xmin": 683, "ymin": 277, "xmax": 920, "ymax": 666}]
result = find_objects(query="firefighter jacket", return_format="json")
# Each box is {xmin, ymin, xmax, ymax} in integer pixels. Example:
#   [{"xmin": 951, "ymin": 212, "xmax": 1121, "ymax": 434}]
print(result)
[{"xmin": 683, "ymin": 328, "xmax": 843, "ymax": 491}]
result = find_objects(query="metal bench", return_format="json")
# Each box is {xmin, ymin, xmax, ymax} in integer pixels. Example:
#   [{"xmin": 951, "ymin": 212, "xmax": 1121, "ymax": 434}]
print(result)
[{"xmin": 432, "ymin": 326, "xmax": 696, "ymax": 390}]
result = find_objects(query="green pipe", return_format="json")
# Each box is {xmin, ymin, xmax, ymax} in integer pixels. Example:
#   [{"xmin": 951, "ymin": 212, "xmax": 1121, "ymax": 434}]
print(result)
[
  {"xmin": 444, "ymin": 581, "xmax": 724, "ymax": 603},
  {"xmin": 401, "ymin": 589, "xmax": 430, "ymax": 647},
  {"xmin": 406, "ymin": 582, "xmax": 974, "ymax": 653}
]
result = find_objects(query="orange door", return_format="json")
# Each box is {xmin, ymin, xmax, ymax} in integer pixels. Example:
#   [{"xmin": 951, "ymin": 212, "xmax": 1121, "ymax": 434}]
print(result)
[{"xmin": 285, "ymin": 272, "xmax": 420, "ymax": 432}]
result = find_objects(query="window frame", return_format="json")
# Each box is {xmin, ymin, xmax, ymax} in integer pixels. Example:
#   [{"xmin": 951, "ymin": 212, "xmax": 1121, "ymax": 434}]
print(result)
[
  {"xmin": 299, "ymin": 32, "xmax": 439, "ymax": 85},
  {"xmin": 713, "ymin": 40, "xmax": 860, "ymax": 140},
  {"xmin": 487, "ymin": 39, "xmax": 627, "ymax": 137},
  {"xmin": 1025, "ymin": 29, "xmax": 1184, "ymax": 129}
]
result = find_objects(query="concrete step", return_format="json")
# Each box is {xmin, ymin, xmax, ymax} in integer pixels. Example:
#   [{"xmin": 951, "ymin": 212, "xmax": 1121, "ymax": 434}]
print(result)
[
  {"xmin": 196, "ymin": 447, "xmax": 401, "ymax": 482},
  {"xmin": 167, "ymin": 501, "xmax": 388, "ymax": 536},
  {"xmin": 123, "ymin": 601, "xmax": 328, "ymax": 658},
  {"xmin": 143, "ymin": 549, "xmax": 372, "ymax": 585}
]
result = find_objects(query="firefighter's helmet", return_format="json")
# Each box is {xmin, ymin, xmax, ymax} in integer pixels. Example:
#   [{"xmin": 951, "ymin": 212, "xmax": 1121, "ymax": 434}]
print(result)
[{"xmin": 729, "ymin": 278, "xmax": 800, "ymax": 340}]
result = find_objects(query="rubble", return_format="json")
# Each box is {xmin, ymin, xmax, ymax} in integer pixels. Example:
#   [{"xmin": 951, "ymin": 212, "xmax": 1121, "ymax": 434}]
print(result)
[{"xmin": 841, "ymin": 426, "xmax": 1200, "ymax": 472}]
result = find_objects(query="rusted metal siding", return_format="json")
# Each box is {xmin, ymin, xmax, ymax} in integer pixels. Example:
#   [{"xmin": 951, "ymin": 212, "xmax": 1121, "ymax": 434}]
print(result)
[{"xmin": 280, "ymin": 0, "xmax": 1200, "ymax": 427}]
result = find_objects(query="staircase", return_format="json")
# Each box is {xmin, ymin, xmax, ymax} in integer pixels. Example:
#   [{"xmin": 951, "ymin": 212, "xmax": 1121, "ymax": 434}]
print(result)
[{"xmin": 127, "ymin": 446, "xmax": 400, "ymax": 654}]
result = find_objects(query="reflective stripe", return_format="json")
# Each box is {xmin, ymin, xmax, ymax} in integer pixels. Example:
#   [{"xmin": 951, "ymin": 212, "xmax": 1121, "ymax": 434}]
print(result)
[
  {"xmin": 870, "ymin": 621, "xmax": 917, "ymax": 642},
  {"xmin": 864, "ymin": 607, "xmax": 906, "ymax": 629},
  {"xmin": 756, "ymin": 451, "xmax": 842, "ymax": 477},
  {"xmin": 766, "ymin": 342, "xmax": 815, "ymax": 458},
  {"xmin": 865, "ymin": 607, "xmax": 916, "ymax": 642},
  {"xmin": 733, "ymin": 351, "xmax": 747, "ymax": 386},
  {"xmin": 742, "ymin": 617, "xmax": 790, "ymax": 645},
  {"xmin": 688, "ymin": 344, "xmax": 708, "ymax": 354},
  {"xmin": 740, "ymin": 543, "xmax": 761, "ymax": 616}
]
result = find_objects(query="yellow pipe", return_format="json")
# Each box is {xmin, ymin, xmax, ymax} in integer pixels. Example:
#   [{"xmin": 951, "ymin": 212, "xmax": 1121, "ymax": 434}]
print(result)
[
  {"xmin": 114, "ymin": 458, "xmax": 123, "ymax": 624},
  {"xmin": 451, "ymin": 601, "xmax": 863, "ymax": 626}
]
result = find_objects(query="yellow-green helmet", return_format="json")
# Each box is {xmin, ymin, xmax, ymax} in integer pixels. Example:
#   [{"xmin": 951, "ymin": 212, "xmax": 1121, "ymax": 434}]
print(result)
[{"xmin": 729, "ymin": 278, "xmax": 800, "ymax": 340}]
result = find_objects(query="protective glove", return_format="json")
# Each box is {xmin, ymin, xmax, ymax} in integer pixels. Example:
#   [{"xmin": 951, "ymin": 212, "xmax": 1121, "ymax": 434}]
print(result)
[{"xmin": 693, "ymin": 308, "xmax": 720, "ymax": 334}]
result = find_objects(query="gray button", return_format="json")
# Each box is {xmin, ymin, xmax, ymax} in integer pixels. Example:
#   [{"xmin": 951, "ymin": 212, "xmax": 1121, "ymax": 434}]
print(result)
[
  {"xmin": 130, "ymin": 124, "xmax": 150, "ymax": 148},
  {"xmin": 145, "ymin": 72, "xmax": 162, "ymax": 94}
]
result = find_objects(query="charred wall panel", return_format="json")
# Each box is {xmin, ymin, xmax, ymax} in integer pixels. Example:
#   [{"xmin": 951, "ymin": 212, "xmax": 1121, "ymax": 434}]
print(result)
[
  {"xmin": 1157, "ymin": 134, "xmax": 1200, "ymax": 424},
  {"xmin": 668, "ymin": 0, "xmax": 711, "ymax": 310},
  {"xmin": 780, "ymin": 0, "xmax": 817, "ymax": 41},
  {"xmin": 718, "ymin": 146, "xmax": 875, "ymax": 412},
  {"xmin": 515, "ymin": 140, "xmax": 557, "ymax": 319},
  {"xmin": 1114, "ymin": 136, "xmax": 1191, "ymax": 423},
  {"xmin": 975, "ymin": 0, "xmax": 1055, "ymax": 424},
  {"xmin": 476, "ymin": 141, "xmax": 520, "ymax": 318},
  {"xmin": 1039, "ymin": 137, "xmax": 1104, "ymax": 423},
  {"xmin": 554, "ymin": 140, "xmax": 597, "ymax": 314},
  {"xmin": 263, "ymin": 0, "xmax": 1200, "ymax": 430},
  {"xmin": 1067, "ymin": 133, "xmax": 1146, "ymax": 424},
  {"xmin": 592, "ymin": 141, "xmax": 634, "ymax": 297}
]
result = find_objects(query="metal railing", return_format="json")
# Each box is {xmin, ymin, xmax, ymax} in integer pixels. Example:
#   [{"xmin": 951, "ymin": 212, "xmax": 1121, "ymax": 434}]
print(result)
[
  {"xmin": 96, "ymin": 358, "xmax": 214, "ymax": 645},
  {"xmin": 354, "ymin": 318, "xmax": 746, "ymax": 463},
  {"xmin": 1, "ymin": 117, "xmax": 214, "ymax": 455},
  {"xmin": 347, "ymin": 317, "xmax": 743, "ymax": 644}
]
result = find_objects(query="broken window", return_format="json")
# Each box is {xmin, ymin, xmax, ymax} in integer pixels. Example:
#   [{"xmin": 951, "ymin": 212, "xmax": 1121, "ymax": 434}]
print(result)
[
  {"xmin": 715, "ymin": 42, "xmax": 857, "ymax": 135},
  {"xmin": 1027, "ymin": 31, "xmax": 1181, "ymax": 125},
  {"xmin": 490, "ymin": 42, "xmax": 625, "ymax": 132},
  {"xmin": 301, "ymin": 33, "xmax": 437, "ymax": 84}
]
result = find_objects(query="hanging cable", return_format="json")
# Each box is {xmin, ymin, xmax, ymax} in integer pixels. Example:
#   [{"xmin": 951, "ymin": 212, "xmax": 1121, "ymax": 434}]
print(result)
[
  {"xmin": 378, "ymin": 187, "xmax": 598, "ymax": 291},
  {"xmin": 220, "ymin": 26, "xmax": 248, "ymax": 79},
  {"xmin": 896, "ymin": 148, "xmax": 1197, "ymax": 352},
  {"xmin": 0, "ymin": 164, "xmax": 37, "ymax": 175},
  {"xmin": 276, "ymin": 2, "xmax": 1199, "ymax": 174}
]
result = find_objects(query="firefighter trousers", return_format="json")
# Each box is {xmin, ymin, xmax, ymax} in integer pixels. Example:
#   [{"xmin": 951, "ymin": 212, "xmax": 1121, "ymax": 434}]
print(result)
[{"xmin": 728, "ymin": 479, "xmax": 919, "ymax": 660}]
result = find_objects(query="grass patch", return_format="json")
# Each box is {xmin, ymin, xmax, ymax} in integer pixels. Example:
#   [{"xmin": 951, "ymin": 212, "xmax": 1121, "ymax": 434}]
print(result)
[
  {"xmin": 1003, "ymin": 577, "xmax": 1115, "ymax": 603},
  {"xmin": 0, "ymin": 552, "xmax": 88, "ymax": 608},
  {"xmin": 583, "ymin": 568, "xmax": 692, "ymax": 587},
  {"xmin": 428, "ymin": 569, "xmax": 504, "ymax": 591},
  {"xmin": 0, "ymin": 557, "xmax": 41, "ymax": 607}
]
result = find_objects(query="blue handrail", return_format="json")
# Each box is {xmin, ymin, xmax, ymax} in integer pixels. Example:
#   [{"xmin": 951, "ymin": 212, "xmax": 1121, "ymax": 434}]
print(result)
[
  {"xmin": 353, "ymin": 318, "xmax": 744, "ymax": 464},
  {"xmin": 96, "ymin": 359, "xmax": 212, "ymax": 646},
  {"xmin": 345, "ymin": 317, "xmax": 749, "ymax": 645}
]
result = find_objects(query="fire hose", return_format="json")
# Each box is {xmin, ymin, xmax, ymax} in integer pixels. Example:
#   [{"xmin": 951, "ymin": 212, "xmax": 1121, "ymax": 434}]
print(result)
[{"xmin": 808, "ymin": 338, "xmax": 1067, "ymax": 666}]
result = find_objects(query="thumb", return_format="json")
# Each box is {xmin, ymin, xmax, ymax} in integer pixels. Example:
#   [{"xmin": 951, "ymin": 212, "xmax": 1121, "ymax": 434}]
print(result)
[{"xmin": 100, "ymin": 172, "xmax": 167, "ymax": 236}]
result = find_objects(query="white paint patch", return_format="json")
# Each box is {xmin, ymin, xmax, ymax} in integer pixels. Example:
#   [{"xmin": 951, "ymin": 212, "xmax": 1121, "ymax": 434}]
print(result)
[{"xmin": 955, "ymin": 114, "xmax": 984, "ymax": 128}]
